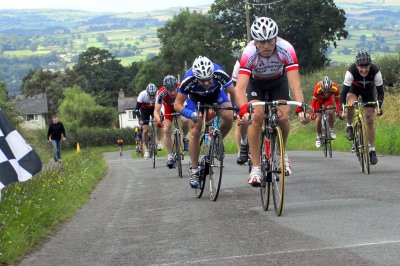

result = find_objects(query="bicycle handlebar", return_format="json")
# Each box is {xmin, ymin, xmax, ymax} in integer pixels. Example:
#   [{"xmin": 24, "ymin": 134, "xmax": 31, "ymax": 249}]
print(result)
[
  {"xmin": 314, "ymin": 106, "xmax": 337, "ymax": 112},
  {"xmin": 248, "ymin": 100, "xmax": 307, "ymax": 120},
  {"xmin": 344, "ymin": 100, "xmax": 381, "ymax": 114},
  {"xmin": 196, "ymin": 103, "xmax": 240, "ymax": 112}
]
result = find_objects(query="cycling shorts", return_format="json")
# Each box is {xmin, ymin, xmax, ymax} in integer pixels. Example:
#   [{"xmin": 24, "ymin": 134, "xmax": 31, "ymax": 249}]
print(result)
[
  {"xmin": 314, "ymin": 97, "xmax": 335, "ymax": 110},
  {"xmin": 185, "ymin": 88, "xmax": 230, "ymax": 113},
  {"xmin": 139, "ymin": 108, "xmax": 155, "ymax": 125},
  {"xmin": 348, "ymin": 86, "xmax": 375, "ymax": 107},
  {"xmin": 162, "ymin": 104, "xmax": 175, "ymax": 121},
  {"xmin": 246, "ymin": 74, "xmax": 290, "ymax": 102}
]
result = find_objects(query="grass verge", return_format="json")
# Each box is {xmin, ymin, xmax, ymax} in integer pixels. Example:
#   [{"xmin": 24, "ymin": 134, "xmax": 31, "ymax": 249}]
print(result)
[{"xmin": 0, "ymin": 149, "xmax": 107, "ymax": 264}]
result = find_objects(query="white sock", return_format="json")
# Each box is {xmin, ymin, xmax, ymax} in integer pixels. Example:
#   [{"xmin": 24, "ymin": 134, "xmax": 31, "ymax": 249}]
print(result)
[
  {"xmin": 168, "ymin": 154, "xmax": 173, "ymax": 159},
  {"xmin": 240, "ymin": 138, "xmax": 247, "ymax": 145},
  {"xmin": 369, "ymin": 146, "xmax": 375, "ymax": 151},
  {"xmin": 347, "ymin": 123, "xmax": 352, "ymax": 127}
]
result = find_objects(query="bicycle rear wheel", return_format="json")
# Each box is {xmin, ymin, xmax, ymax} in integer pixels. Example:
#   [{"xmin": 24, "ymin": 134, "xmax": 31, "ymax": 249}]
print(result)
[
  {"xmin": 260, "ymin": 133, "xmax": 271, "ymax": 211},
  {"xmin": 209, "ymin": 131, "xmax": 223, "ymax": 201},
  {"xmin": 322, "ymin": 117, "xmax": 329, "ymax": 157},
  {"xmin": 359, "ymin": 120, "xmax": 370, "ymax": 174},
  {"xmin": 271, "ymin": 127, "xmax": 285, "ymax": 216},
  {"xmin": 353, "ymin": 121, "xmax": 365, "ymax": 173},
  {"xmin": 195, "ymin": 136, "xmax": 207, "ymax": 198},
  {"xmin": 174, "ymin": 131, "xmax": 183, "ymax": 178}
]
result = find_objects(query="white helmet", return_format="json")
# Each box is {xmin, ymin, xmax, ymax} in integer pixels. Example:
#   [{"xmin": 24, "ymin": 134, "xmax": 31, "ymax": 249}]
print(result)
[
  {"xmin": 192, "ymin": 56, "xmax": 214, "ymax": 79},
  {"xmin": 146, "ymin": 83, "xmax": 157, "ymax": 96},
  {"xmin": 251, "ymin": 17, "xmax": 278, "ymax": 41},
  {"xmin": 320, "ymin": 76, "xmax": 332, "ymax": 94}
]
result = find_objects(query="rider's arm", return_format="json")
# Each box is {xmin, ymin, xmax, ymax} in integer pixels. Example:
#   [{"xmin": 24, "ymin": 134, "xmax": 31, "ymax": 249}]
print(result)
[
  {"xmin": 376, "ymin": 85, "xmax": 384, "ymax": 103},
  {"xmin": 234, "ymin": 73, "xmax": 250, "ymax": 107},
  {"xmin": 135, "ymin": 101, "xmax": 141, "ymax": 113},
  {"xmin": 225, "ymin": 83, "xmax": 237, "ymax": 105},
  {"xmin": 154, "ymin": 103, "xmax": 162, "ymax": 122},
  {"xmin": 287, "ymin": 69, "xmax": 304, "ymax": 103},
  {"xmin": 340, "ymin": 85, "xmax": 350, "ymax": 105}
]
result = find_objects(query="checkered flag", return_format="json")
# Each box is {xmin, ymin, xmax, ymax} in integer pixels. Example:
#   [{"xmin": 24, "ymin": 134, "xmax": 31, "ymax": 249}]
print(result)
[{"xmin": 0, "ymin": 109, "xmax": 42, "ymax": 196}]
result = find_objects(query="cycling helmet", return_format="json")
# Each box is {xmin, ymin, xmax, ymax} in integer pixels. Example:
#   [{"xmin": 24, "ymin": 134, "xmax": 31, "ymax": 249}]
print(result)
[
  {"xmin": 146, "ymin": 83, "xmax": 157, "ymax": 96},
  {"xmin": 251, "ymin": 17, "xmax": 278, "ymax": 41},
  {"xmin": 192, "ymin": 56, "xmax": 214, "ymax": 80},
  {"xmin": 163, "ymin": 75, "xmax": 178, "ymax": 90},
  {"xmin": 355, "ymin": 50, "xmax": 371, "ymax": 66},
  {"xmin": 320, "ymin": 76, "xmax": 332, "ymax": 94}
]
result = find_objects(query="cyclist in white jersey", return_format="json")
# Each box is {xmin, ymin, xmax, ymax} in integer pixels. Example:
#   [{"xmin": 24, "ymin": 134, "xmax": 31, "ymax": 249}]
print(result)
[{"xmin": 235, "ymin": 17, "xmax": 309, "ymax": 185}]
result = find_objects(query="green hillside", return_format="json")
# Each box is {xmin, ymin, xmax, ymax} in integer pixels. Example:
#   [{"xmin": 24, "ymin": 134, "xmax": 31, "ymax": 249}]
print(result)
[{"xmin": 0, "ymin": 2, "xmax": 399, "ymax": 95}]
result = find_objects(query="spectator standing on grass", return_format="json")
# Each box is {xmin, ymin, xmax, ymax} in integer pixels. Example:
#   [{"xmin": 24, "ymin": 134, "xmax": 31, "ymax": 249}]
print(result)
[{"xmin": 47, "ymin": 114, "xmax": 66, "ymax": 162}]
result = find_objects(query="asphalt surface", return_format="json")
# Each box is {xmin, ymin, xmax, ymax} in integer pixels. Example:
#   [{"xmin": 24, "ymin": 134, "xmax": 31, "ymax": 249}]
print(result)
[{"xmin": 18, "ymin": 150, "xmax": 400, "ymax": 266}]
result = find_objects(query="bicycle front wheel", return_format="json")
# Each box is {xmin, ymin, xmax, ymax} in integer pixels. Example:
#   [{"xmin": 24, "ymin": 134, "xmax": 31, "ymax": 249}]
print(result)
[
  {"xmin": 271, "ymin": 126, "xmax": 285, "ymax": 216},
  {"xmin": 359, "ymin": 120, "xmax": 370, "ymax": 174},
  {"xmin": 151, "ymin": 130, "xmax": 156, "ymax": 168},
  {"xmin": 209, "ymin": 131, "xmax": 223, "ymax": 201},
  {"xmin": 353, "ymin": 121, "xmax": 365, "ymax": 173},
  {"xmin": 195, "ymin": 136, "xmax": 207, "ymax": 198},
  {"xmin": 260, "ymin": 132, "xmax": 270, "ymax": 211}
]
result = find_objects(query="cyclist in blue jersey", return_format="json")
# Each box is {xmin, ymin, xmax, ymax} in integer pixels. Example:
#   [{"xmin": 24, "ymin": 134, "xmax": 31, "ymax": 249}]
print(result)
[{"xmin": 174, "ymin": 56, "xmax": 236, "ymax": 188}]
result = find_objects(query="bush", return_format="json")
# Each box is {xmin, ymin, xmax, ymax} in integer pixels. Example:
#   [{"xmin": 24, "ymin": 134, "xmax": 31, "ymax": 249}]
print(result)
[{"xmin": 65, "ymin": 127, "xmax": 136, "ymax": 148}]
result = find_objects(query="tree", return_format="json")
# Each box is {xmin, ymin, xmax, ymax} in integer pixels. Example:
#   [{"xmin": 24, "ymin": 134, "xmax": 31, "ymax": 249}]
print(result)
[
  {"xmin": 156, "ymin": 9, "xmax": 236, "ymax": 78},
  {"xmin": 209, "ymin": 0, "xmax": 348, "ymax": 73},
  {"xmin": 73, "ymin": 47, "xmax": 127, "ymax": 107},
  {"xmin": 21, "ymin": 68, "xmax": 85, "ymax": 115},
  {"xmin": 58, "ymin": 86, "xmax": 116, "ymax": 128},
  {"xmin": 0, "ymin": 82, "xmax": 21, "ymax": 126}
]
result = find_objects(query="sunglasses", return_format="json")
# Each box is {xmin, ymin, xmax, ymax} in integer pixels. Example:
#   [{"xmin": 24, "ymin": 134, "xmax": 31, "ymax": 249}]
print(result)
[{"xmin": 198, "ymin": 77, "xmax": 213, "ymax": 83}]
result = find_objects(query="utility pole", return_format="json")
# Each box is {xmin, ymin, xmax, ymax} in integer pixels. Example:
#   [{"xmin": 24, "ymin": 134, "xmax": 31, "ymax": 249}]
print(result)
[{"xmin": 246, "ymin": 2, "xmax": 251, "ymax": 42}]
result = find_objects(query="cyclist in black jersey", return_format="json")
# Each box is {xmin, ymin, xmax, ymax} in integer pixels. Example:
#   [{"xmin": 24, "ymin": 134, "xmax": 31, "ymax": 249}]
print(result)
[{"xmin": 340, "ymin": 50, "xmax": 384, "ymax": 165}]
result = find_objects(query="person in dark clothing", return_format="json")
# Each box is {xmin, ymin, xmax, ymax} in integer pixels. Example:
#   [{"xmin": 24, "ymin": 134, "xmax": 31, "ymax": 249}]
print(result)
[{"xmin": 47, "ymin": 114, "xmax": 66, "ymax": 162}]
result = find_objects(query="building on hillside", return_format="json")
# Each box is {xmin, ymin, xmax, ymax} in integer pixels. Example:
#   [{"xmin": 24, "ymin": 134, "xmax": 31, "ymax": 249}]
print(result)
[
  {"xmin": 14, "ymin": 93, "xmax": 49, "ymax": 129},
  {"xmin": 117, "ymin": 89, "xmax": 139, "ymax": 129}
]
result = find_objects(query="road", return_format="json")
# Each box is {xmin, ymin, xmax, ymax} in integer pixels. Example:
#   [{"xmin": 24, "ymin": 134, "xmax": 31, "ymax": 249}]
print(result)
[{"xmin": 19, "ymin": 150, "xmax": 400, "ymax": 266}]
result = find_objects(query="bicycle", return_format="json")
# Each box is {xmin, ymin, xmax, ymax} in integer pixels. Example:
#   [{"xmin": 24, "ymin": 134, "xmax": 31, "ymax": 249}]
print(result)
[
  {"xmin": 315, "ymin": 106, "xmax": 336, "ymax": 158},
  {"xmin": 168, "ymin": 113, "xmax": 185, "ymax": 178},
  {"xmin": 117, "ymin": 139, "xmax": 124, "ymax": 157},
  {"xmin": 345, "ymin": 100, "xmax": 379, "ymax": 175},
  {"xmin": 195, "ymin": 103, "xmax": 239, "ymax": 201},
  {"xmin": 142, "ymin": 117, "xmax": 157, "ymax": 168},
  {"xmin": 248, "ymin": 100, "xmax": 306, "ymax": 216}
]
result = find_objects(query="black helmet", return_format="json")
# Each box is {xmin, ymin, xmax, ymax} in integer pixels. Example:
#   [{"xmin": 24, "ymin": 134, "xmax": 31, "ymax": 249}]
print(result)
[
  {"xmin": 163, "ymin": 75, "xmax": 178, "ymax": 90},
  {"xmin": 355, "ymin": 50, "xmax": 371, "ymax": 66}
]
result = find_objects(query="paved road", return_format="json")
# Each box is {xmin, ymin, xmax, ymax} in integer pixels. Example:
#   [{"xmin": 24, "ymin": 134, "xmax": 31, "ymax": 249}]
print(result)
[{"xmin": 19, "ymin": 150, "xmax": 400, "ymax": 266}]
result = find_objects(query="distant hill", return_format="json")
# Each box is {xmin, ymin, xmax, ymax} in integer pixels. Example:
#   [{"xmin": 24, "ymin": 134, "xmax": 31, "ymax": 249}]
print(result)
[{"xmin": 0, "ymin": 2, "xmax": 399, "ymax": 95}]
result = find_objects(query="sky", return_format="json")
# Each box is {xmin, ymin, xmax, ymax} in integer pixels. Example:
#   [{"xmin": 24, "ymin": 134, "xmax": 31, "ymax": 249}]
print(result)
[{"xmin": 0, "ymin": 0, "xmax": 215, "ymax": 13}]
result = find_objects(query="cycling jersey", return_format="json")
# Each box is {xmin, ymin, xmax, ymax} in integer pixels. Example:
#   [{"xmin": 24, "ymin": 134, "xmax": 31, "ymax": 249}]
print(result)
[
  {"xmin": 341, "ymin": 63, "xmax": 384, "ymax": 105},
  {"xmin": 136, "ymin": 90, "xmax": 156, "ymax": 110},
  {"xmin": 311, "ymin": 81, "xmax": 341, "ymax": 111},
  {"xmin": 179, "ymin": 63, "xmax": 233, "ymax": 100},
  {"xmin": 238, "ymin": 37, "xmax": 299, "ymax": 80},
  {"xmin": 156, "ymin": 85, "xmax": 180, "ymax": 121}
]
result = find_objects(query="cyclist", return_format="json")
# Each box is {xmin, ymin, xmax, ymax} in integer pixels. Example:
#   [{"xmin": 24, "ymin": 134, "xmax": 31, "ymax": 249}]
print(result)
[
  {"xmin": 174, "ymin": 56, "xmax": 236, "ymax": 188},
  {"xmin": 116, "ymin": 139, "xmax": 124, "ymax": 155},
  {"xmin": 232, "ymin": 60, "xmax": 249, "ymax": 165},
  {"xmin": 154, "ymin": 75, "xmax": 190, "ymax": 169},
  {"xmin": 134, "ymin": 127, "xmax": 143, "ymax": 154},
  {"xmin": 235, "ymin": 17, "xmax": 309, "ymax": 186},
  {"xmin": 310, "ymin": 76, "xmax": 341, "ymax": 148},
  {"xmin": 135, "ymin": 83, "xmax": 158, "ymax": 159},
  {"xmin": 340, "ymin": 50, "xmax": 384, "ymax": 165}
]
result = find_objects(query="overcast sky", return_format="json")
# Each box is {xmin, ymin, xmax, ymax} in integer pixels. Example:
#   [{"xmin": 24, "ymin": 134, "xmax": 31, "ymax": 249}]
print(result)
[{"xmin": 0, "ymin": 0, "xmax": 214, "ymax": 13}]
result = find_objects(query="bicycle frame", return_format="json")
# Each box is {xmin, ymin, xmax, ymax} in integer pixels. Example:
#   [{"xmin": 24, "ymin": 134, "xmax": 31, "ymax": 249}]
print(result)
[
  {"xmin": 315, "ymin": 106, "xmax": 336, "ymax": 158},
  {"xmin": 195, "ymin": 103, "xmax": 238, "ymax": 201},
  {"xmin": 249, "ymin": 100, "xmax": 305, "ymax": 216},
  {"xmin": 345, "ymin": 100, "xmax": 377, "ymax": 174},
  {"xmin": 170, "ymin": 113, "xmax": 184, "ymax": 178}
]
